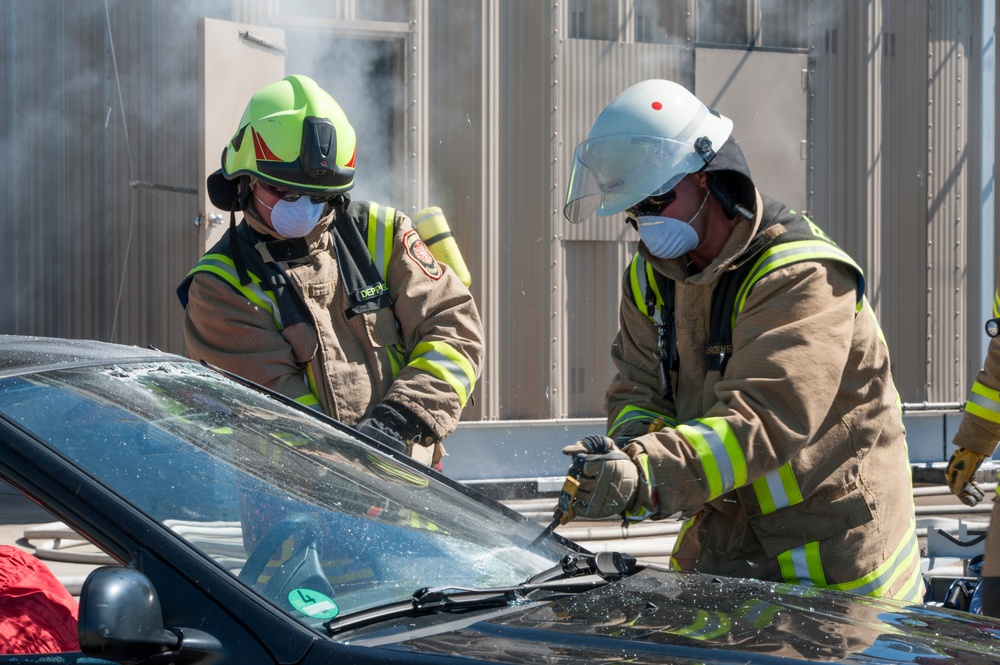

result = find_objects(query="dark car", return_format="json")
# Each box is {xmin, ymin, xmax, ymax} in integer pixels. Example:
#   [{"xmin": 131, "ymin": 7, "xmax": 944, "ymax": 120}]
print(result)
[{"xmin": 1, "ymin": 335, "xmax": 999, "ymax": 664}]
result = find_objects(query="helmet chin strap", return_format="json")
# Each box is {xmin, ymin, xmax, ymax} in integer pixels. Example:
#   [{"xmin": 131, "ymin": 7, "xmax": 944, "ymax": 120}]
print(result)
[{"xmin": 228, "ymin": 197, "xmax": 251, "ymax": 286}]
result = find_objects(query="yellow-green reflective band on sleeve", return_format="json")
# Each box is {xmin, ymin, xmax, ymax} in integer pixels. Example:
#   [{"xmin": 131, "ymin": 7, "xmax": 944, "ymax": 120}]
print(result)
[
  {"xmin": 188, "ymin": 255, "xmax": 281, "ymax": 327},
  {"xmin": 675, "ymin": 418, "xmax": 747, "ymax": 500},
  {"xmin": 966, "ymin": 381, "xmax": 1000, "ymax": 424},
  {"xmin": 624, "ymin": 453, "xmax": 655, "ymax": 523},
  {"xmin": 751, "ymin": 462, "xmax": 804, "ymax": 514},
  {"xmin": 367, "ymin": 204, "xmax": 395, "ymax": 280},
  {"xmin": 993, "ymin": 288, "xmax": 1000, "ymax": 319},
  {"xmin": 608, "ymin": 405, "xmax": 676, "ymax": 438},
  {"xmin": 733, "ymin": 241, "xmax": 863, "ymax": 326},
  {"xmin": 408, "ymin": 340, "xmax": 477, "ymax": 407}
]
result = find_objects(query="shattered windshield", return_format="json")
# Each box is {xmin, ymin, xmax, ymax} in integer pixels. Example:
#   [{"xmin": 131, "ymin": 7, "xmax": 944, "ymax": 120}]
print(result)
[{"xmin": 0, "ymin": 361, "xmax": 563, "ymax": 628}]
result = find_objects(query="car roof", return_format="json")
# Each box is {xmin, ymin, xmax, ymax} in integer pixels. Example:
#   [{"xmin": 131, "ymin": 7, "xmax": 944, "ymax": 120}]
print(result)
[{"xmin": 0, "ymin": 335, "xmax": 185, "ymax": 377}]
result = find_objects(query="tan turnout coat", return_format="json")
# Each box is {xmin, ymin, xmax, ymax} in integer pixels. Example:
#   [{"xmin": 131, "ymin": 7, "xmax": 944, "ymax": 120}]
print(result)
[
  {"xmin": 609, "ymin": 191, "xmax": 921, "ymax": 600},
  {"xmin": 182, "ymin": 203, "xmax": 484, "ymax": 457}
]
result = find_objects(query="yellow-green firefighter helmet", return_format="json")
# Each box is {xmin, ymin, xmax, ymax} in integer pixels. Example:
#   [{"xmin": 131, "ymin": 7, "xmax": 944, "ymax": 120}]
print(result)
[{"xmin": 209, "ymin": 75, "xmax": 356, "ymax": 208}]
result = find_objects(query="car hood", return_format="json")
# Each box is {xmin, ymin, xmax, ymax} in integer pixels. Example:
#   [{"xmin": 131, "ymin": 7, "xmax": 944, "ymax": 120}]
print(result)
[{"xmin": 353, "ymin": 568, "xmax": 1000, "ymax": 664}]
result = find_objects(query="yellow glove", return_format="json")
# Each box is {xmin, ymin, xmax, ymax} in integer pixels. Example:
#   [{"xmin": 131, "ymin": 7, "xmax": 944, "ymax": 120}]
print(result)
[{"xmin": 945, "ymin": 448, "xmax": 988, "ymax": 507}]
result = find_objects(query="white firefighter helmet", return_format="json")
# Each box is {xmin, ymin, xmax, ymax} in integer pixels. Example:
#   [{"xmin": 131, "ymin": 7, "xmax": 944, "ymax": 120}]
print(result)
[{"xmin": 563, "ymin": 79, "xmax": 734, "ymax": 224}]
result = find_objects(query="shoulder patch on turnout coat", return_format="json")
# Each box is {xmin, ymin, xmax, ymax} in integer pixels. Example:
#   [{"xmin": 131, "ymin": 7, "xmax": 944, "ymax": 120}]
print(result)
[{"xmin": 403, "ymin": 229, "xmax": 442, "ymax": 280}]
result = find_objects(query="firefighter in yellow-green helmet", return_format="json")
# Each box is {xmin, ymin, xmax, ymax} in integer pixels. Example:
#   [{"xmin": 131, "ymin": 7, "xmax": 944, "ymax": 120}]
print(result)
[{"xmin": 177, "ymin": 75, "xmax": 484, "ymax": 469}]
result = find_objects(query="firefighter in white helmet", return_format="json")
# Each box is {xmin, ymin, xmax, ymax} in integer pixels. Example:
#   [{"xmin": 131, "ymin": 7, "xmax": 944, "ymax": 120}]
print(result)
[
  {"xmin": 945, "ymin": 286, "xmax": 1000, "ymax": 616},
  {"xmin": 178, "ymin": 75, "xmax": 483, "ymax": 468},
  {"xmin": 554, "ymin": 79, "xmax": 922, "ymax": 601}
]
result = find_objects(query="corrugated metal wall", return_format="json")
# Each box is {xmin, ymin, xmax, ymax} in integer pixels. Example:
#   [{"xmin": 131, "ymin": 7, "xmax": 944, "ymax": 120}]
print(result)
[
  {"xmin": 925, "ymin": 0, "xmax": 974, "ymax": 400},
  {"xmin": 809, "ymin": 0, "xmax": 979, "ymax": 403},
  {"xmin": 2, "ymin": 0, "xmax": 994, "ymax": 421},
  {"xmin": 2, "ymin": 0, "xmax": 229, "ymax": 353}
]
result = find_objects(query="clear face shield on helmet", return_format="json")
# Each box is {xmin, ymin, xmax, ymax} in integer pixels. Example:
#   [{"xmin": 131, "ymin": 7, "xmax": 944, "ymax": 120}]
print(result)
[{"xmin": 563, "ymin": 134, "xmax": 705, "ymax": 224}]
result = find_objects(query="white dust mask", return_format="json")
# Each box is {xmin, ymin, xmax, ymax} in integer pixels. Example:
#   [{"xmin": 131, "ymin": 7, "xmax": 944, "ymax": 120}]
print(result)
[
  {"xmin": 256, "ymin": 194, "xmax": 325, "ymax": 238},
  {"xmin": 634, "ymin": 192, "xmax": 708, "ymax": 259}
]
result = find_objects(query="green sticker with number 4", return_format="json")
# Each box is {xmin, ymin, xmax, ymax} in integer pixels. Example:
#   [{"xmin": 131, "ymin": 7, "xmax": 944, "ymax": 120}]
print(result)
[{"xmin": 288, "ymin": 588, "xmax": 339, "ymax": 619}]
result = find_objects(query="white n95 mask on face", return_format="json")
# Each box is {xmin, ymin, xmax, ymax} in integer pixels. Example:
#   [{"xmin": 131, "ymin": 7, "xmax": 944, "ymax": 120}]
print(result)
[
  {"xmin": 270, "ymin": 196, "xmax": 325, "ymax": 238},
  {"xmin": 636, "ymin": 216, "xmax": 698, "ymax": 259},
  {"xmin": 634, "ymin": 191, "xmax": 708, "ymax": 259}
]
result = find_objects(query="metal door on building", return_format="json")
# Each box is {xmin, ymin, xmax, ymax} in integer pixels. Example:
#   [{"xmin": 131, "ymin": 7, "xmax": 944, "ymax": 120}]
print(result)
[{"xmin": 198, "ymin": 16, "xmax": 412, "ymax": 253}]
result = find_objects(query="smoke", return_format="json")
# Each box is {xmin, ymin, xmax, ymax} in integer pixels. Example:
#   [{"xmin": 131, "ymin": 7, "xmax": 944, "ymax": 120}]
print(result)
[{"xmin": 285, "ymin": 34, "xmax": 401, "ymax": 206}]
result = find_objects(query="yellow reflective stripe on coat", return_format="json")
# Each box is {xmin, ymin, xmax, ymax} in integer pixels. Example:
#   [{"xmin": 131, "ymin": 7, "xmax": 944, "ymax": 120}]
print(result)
[
  {"xmin": 187, "ymin": 254, "xmax": 281, "ymax": 327},
  {"xmin": 669, "ymin": 516, "xmax": 698, "ymax": 571},
  {"xmin": 993, "ymin": 288, "xmax": 1000, "ymax": 318},
  {"xmin": 966, "ymin": 381, "xmax": 1000, "ymax": 424},
  {"xmin": 675, "ymin": 417, "xmax": 747, "ymax": 500},
  {"xmin": 367, "ymin": 203, "xmax": 395, "ymax": 279},
  {"xmin": 608, "ymin": 405, "xmax": 677, "ymax": 438},
  {"xmin": 628, "ymin": 255, "xmax": 667, "ymax": 324},
  {"xmin": 732, "ymin": 240, "xmax": 864, "ymax": 326},
  {"xmin": 776, "ymin": 519, "xmax": 922, "ymax": 601},
  {"xmin": 408, "ymin": 340, "xmax": 477, "ymax": 407},
  {"xmin": 366, "ymin": 202, "xmax": 410, "ymax": 380},
  {"xmin": 296, "ymin": 365, "xmax": 322, "ymax": 410},
  {"xmin": 826, "ymin": 521, "xmax": 922, "ymax": 601}
]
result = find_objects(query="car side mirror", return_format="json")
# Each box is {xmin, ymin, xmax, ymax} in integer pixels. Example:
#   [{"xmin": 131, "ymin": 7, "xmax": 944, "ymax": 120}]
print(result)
[{"xmin": 78, "ymin": 566, "xmax": 221, "ymax": 665}]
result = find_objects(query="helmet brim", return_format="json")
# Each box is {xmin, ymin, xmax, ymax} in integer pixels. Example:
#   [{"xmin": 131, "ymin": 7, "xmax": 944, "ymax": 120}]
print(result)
[{"xmin": 207, "ymin": 169, "xmax": 241, "ymax": 211}]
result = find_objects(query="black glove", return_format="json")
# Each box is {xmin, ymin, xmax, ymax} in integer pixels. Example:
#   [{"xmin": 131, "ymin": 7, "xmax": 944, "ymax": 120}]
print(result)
[
  {"xmin": 356, "ymin": 402, "xmax": 437, "ymax": 455},
  {"xmin": 355, "ymin": 403, "xmax": 421, "ymax": 454},
  {"xmin": 356, "ymin": 418, "xmax": 406, "ymax": 454}
]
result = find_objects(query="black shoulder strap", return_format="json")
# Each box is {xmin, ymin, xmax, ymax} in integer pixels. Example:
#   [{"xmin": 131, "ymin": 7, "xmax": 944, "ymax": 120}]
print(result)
[
  {"xmin": 705, "ymin": 196, "xmax": 842, "ymax": 374},
  {"xmin": 235, "ymin": 223, "xmax": 315, "ymax": 330},
  {"xmin": 648, "ymin": 270, "xmax": 677, "ymax": 399},
  {"xmin": 329, "ymin": 200, "xmax": 393, "ymax": 316}
]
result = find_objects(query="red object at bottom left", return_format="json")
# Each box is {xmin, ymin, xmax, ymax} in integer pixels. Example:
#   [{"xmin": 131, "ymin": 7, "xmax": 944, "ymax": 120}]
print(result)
[{"xmin": 0, "ymin": 545, "xmax": 79, "ymax": 654}]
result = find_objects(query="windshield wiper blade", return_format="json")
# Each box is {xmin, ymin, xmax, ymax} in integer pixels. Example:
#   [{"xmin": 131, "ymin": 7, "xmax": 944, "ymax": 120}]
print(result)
[
  {"xmin": 325, "ymin": 575, "xmax": 610, "ymax": 636},
  {"xmin": 525, "ymin": 551, "xmax": 638, "ymax": 585}
]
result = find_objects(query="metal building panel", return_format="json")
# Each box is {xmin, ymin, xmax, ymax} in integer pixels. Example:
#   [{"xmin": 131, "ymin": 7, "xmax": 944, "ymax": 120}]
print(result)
[
  {"xmin": 3, "ymin": 0, "xmax": 230, "ymax": 355},
  {"xmin": 924, "ymin": 0, "xmax": 973, "ymax": 401},
  {"xmin": 495, "ymin": 0, "xmax": 556, "ymax": 419},
  {"xmin": 879, "ymin": 0, "xmax": 930, "ymax": 403},
  {"xmin": 198, "ymin": 19, "xmax": 286, "ymax": 253},
  {"xmin": 695, "ymin": 49, "xmax": 809, "ymax": 214},
  {"xmin": 564, "ymin": 240, "xmax": 637, "ymax": 418},
  {"xmin": 425, "ymin": 0, "xmax": 496, "ymax": 420},
  {"xmin": 557, "ymin": 40, "xmax": 691, "ymax": 242}
]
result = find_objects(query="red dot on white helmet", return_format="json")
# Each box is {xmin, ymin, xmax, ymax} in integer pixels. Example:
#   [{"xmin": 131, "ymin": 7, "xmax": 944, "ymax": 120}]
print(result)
[{"xmin": 651, "ymin": 101, "xmax": 663, "ymax": 110}]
